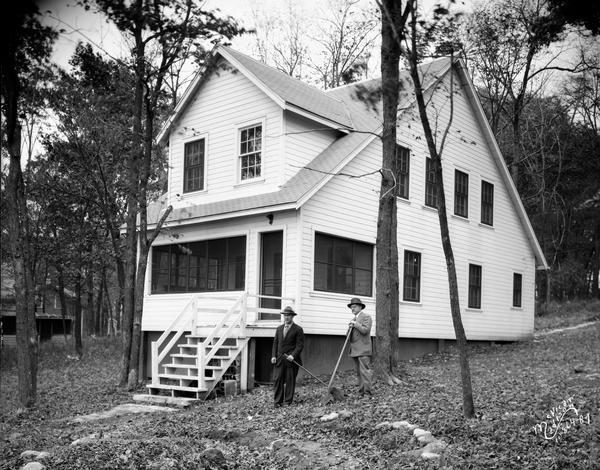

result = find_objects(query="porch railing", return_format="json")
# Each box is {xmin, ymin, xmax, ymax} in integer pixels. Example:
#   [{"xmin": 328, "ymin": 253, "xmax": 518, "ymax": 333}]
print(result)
[{"xmin": 150, "ymin": 292, "xmax": 295, "ymax": 389}]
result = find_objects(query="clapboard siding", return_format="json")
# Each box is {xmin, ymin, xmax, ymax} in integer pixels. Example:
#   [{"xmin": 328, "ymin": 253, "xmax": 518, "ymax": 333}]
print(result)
[
  {"xmin": 295, "ymin": 69, "xmax": 536, "ymax": 340},
  {"xmin": 299, "ymin": 139, "xmax": 382, "ymax": 334},
  {"xmin": 284, "ymin": 112, "xmax": 339, "ymax": 181},
  {"xmin": 168, "ymin": 58, "xmax": 283, "ymax": 208}
]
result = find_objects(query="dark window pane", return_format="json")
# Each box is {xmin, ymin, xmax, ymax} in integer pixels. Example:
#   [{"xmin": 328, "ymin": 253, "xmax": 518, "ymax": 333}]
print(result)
[
  {"xmin": 481, "ymin": 181, "xmax": 494, "ymax": 226},
  {"xmin": 454, "ymin": 170, "xmax": 469, "ymax": 218},
  {"xmin": 184, "ymin": 138, "xmax": 205, "ymax": 193},
  {"xmin": 513, "ymin": 273, "xmax": 522, "ymax": 307},
  {"xmin": 354, "ymin": 243, "xmax": 372, "ymax": 270},
  {"xmin": 468, "ymin": 264, "xmax": 482, "ymax": 309},
  {"xmin": 334, "ymin": 238, "xmax": 353, "ymax": 267},
  {"xmin": 334, "ymin": 266, "xmax": 353, "ymax": 293},
  {"xmin": 403, "ymin": 251, "xmax": 421, "ymax": 302},
  {"xmin": 314, "ymin": 233, "xmax": 373, "ymax": 296},
  {"xmin": 315, "ymin": 234, "xmax": 334, "ymax": 263},
  {"xmin": 397, "ymin": 145, "xmax": 410, "ymax": 199},
  {"xmin": 425, "ymin": 158, "xmax": 437, "ymax": 208}
]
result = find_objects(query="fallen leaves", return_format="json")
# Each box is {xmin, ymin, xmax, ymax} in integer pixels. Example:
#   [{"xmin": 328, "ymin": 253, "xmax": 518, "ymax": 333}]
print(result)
[{"xmin": 1, "ymin": 316, "xmax": 599, "ymax": 469}]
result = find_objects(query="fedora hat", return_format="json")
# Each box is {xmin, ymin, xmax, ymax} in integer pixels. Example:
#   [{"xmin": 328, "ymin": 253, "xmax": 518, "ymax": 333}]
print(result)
[
  {"xmin": 280, "ymin": 306, "xmax": 297, "ymax": 316},
  {"xmin": 347, "ymin": 297, "xmax": 366, "ymax": 309}
]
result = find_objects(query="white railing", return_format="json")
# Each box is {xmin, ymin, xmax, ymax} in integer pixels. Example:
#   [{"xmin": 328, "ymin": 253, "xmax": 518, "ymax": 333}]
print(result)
[
  {"xmin": 150, "ymin": 292, "xmax": 295, "ymax": 390},
  {"xmin": 151, "ymin": 295, "xmax": 197, "ymax": 385}
]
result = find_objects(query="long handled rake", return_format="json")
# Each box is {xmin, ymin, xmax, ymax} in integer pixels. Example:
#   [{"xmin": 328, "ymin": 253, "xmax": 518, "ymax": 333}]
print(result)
[{"xmin": 284, "ymin": 356, "xmax": 344, "ymax": 401}]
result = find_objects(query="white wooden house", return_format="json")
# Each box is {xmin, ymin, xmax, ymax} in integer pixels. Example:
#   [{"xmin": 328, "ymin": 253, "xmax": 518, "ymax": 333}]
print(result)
[{"xmin": 141, "ymin": 46, "xmax": 547, "ymax": 399}]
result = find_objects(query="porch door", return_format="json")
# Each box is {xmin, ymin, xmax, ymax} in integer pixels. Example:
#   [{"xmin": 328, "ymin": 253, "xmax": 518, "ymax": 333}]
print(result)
[{"xmin": 259, "ymin": 231, "xmax": 283, "ymax": 320}]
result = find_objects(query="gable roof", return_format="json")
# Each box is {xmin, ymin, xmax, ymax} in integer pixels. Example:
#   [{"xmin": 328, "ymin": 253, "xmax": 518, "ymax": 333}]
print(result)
[
  {"xmin": 157, "ymin": 46, "xmax": 353, "ymax": 144},
  {"xmin": 150, "ymin": 48, "xmax": 547, "ymax": 270}
]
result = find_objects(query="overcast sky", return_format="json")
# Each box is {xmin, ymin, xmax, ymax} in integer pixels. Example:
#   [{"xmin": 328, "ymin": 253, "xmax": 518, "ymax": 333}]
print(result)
[{"xmin": 38, "ymin": 0, "xmax": 321, "ymax": 68}]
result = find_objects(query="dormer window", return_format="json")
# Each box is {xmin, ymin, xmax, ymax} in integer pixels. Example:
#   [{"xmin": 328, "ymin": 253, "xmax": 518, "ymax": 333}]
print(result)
[
  {"xmin": 184, "ymin": 138, "xmax": 205, "ymax": 193},
  {"xmin": 239, "ymin": 124, "xmax": 262, "ymax": 181}
]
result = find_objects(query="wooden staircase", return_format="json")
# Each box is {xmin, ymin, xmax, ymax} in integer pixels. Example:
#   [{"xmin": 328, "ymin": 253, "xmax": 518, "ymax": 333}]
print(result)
[{"xmin": 146, "ymin": 293, "xmax": 249, "ymax": 400}]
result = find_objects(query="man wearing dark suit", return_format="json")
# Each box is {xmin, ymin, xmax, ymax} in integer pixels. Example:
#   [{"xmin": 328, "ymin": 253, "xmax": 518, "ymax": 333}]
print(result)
[{"xmin": 271, "ymin": 306, "xmax": 304, "ymax": 407}]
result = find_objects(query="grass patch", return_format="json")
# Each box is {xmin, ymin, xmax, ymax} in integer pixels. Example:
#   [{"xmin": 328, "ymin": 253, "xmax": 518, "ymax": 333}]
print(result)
[{"xmin": 535, "ymin": 298, "xmax": 600, "ymax": 331}]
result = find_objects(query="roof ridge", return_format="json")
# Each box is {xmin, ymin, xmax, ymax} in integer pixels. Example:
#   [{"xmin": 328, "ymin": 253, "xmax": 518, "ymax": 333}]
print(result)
[{"xmin": 220, "ymin": 46, "xmax": 346, "ymax": 106}]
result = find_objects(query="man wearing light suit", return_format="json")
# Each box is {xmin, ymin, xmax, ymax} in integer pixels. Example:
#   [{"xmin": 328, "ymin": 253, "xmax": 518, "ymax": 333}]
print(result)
[
  {"xmin": 271, "ymin": 306, "xmax": 305, "ymax": 407},
  {"xmin": 347, "ymin": 297, "xmax": 373, "ymax": 396}
]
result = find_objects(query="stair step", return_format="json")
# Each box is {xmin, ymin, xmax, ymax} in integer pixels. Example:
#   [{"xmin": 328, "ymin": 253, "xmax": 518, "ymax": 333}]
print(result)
[
  {"xmin": 171, "ymin": 353, "xmax": 230, "ymax": 360},
  {"xmin": 132, "ymin": 394, "xmax": 197, "ymax": 407},
  {"xmin": 147, "ymin": 383, "xmax": 208, "ymax": 393},
  {"xmin": 178, "ymin": 343, "xmax": 241, "ymax": 349},
  {"xmin": 158, "ymin": 373, "xmax": 216, "ymax": 381},
  {"xmin": 163, "ymin": 363, "xmax": 200, "ymax": 370}
]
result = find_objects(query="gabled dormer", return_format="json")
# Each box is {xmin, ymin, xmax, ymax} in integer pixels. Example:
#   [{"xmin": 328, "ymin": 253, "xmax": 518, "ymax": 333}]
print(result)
[{"xmin": 157, "ymin": 46, "xmax": 354, "ymax": 209}]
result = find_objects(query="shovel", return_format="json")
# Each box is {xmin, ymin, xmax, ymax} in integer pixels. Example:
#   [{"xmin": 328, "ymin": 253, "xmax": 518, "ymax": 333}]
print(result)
[{"xmin": 324, "ymin": 327, "xmax": 352, "ymax": 403}]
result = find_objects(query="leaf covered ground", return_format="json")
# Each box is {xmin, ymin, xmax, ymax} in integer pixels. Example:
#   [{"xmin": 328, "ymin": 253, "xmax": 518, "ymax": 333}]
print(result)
[{"xmin": 1, "ymin": 301, "xmax": 599, "ymax": 469}]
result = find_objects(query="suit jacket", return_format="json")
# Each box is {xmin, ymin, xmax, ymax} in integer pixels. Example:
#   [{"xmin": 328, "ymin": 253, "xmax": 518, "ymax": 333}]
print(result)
[
  {"xmin": 272, "ymin": 322, "xmax": 304, "ymax": 366},
  {"xmin": 349, "ymin": 310, "xmax": 372, "ymax": 357}
]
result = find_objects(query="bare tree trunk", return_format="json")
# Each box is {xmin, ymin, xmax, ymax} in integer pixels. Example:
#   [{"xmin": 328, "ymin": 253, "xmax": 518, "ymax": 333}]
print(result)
[
  {"xmin": 74, "ymin": 269, "xmax": 83, "ymax": 358},
  {"xmin": 57, "ymin": 266, "xmax": 69, "ymax": 344},
  {"xmin": 593, "ymin": 221, "xmax": 600, "ymax": 299},
  {"xmin": 95, "ymin": 268, "xmax": 105, "ymax": 336},
  {"xmin": 119, "ymin": 2, "xmax": 145, "ymax": 386},
  {"xmin": 3, "ymin": 34, "xmax": 38, "ymax": 406},
  {"xmin": 103, "ymin": 272, "xmax": 114, "ymax": 336},
  {"xmin": 86, "ymin": 267, "xmax": 94, "ymax": 337},
  {"xmin": 406, "ymin": 35, "xmax": 474, "ymax": 416},
  {"xmin": 373, "ymin": 0, "xmax": 408, "ymax": 385},
  {"xmin": 128, "ymin": 250, "xmax": 149, "ymax": 389}
]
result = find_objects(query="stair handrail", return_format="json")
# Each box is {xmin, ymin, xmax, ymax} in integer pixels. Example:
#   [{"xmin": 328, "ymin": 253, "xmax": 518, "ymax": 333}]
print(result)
[
  {"xmin": 201, "ymin": 292, "xmax": 247, "ymax": 365},
  {"xmin": 153, "ymin": 296, "xmax": 196, "ymax": 366}
]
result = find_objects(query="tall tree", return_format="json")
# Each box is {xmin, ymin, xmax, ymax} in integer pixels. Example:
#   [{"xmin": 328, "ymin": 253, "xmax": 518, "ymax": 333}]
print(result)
[
  {"xmin": 91, "ymin": 0, "xmax": 244, "ymax": 388},
  {"xmin": 373, "ymin": 0, "xmax": 411, "ymax": 385},
  {"xmin": 0, "ymin": 0, "xmax": 56, "ymax": 407},
  {"xmin": 406, "ymin": 2, "xmax": 475, "ymax": 419},
  {"xmin": 377, "ymin": 0, "xmax": 475, "ymax": 417}
]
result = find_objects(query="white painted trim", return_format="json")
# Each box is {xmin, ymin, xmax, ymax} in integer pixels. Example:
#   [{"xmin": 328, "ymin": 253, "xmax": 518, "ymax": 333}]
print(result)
[
  {"xmin": 234, "ymin": 118, "xmax": 267, "ymax": 185},
  {"xmin": 147, "ymin": 203, "xmax": 298, "ymax": 230},
  {"xmin": 399, "ymin": 247, "xmax": 423, "ymax": 303},
  {"xmin": 180, "ymin": 133, "xmax": 209, "ymax": 196},
  {"xmin": 152, "ymin": 228, "xmax": 250, "ymax": 246},
  {"xmin": 284, "ymin": 103, "xmax": 351, "ymax": 133}
]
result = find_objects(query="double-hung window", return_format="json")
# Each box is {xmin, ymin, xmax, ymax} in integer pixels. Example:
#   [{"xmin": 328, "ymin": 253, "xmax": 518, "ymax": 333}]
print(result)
[
  {"xmin": 403, "ymin": 251, "xmax": 421, "ymax": 302},
  {"xmin": 239, "ymin": 124, "xmax": 262, "ymax": 181},
  {"xmin": 513, "ymin": 273, "xmax": 522, "ymax": 308},
  {"xmin": 183, "ymin": 138, "xmax": 205, "ymax": 193},
  {"xmin": 468, "ymin": 264, "xmax": 482, "ymax": 309},
  {"xmin": 454, "ymin": 170, "xmax": 469, "ymax": 218},
  {"xmin": 425, "ymin": 157, "xmax": 438, "ymax": 208},
  {"xmin": 397, "ymin": 145, "xmax": 410, "ymax": 199},
  {"xmin": 314, "ymin": 233, "xmax": 373, "ymax": 296},
  {"xmin": 481, "ymin": 180, "xmax": 494, "ymax": 226}
]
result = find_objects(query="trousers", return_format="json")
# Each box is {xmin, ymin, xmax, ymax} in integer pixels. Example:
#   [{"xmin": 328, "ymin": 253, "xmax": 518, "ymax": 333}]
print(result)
[
  {"xmin": 273, "ymin": 359, "xmax": 298, "ymax": 405},
  {"xmin": 353, "ymin": 355, "xmax": 372, "ymax": 394}
]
